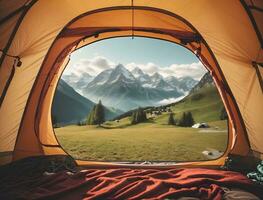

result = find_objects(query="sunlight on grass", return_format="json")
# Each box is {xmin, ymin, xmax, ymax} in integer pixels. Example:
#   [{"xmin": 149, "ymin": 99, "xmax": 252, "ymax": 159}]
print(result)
[{"xmin": 55, "ymin": 120, "xmax": 227, "ymax": 162}]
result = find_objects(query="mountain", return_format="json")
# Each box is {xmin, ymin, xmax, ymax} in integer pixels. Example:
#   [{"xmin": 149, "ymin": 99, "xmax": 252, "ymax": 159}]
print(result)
[
  {"xmin": 82, "ymin": 65, "xmax": 183, "ymax": 111},
  {"xmin": 170, "ymin": 72, "xmax": 223, "ymax": 122},
  {"xmin": 190, "ymin": 72, "xmax": 214, "ymax": 93},
  {"xmin": 136, "ymin": 72, "xmax": 223, "ymax": 123},
  {"xmin": 52, "ymin": 79, "xmax": 122, "ymax": 126},
  {"xmin": 131, "ymin": 67, "xmax": 151, "ymax": 84},
  {"xmin": 106, "ymin": 64, "xmax": 137, "ymax": 84},
  {"xmin": 178, "ymin": 76, "xmax": 198, "ymax": 93},
  {"xmin": 62, "ymin": 72, "xmax": 93, "ymax": 94},
  {"xmin": 61, "ymin": 64, "xmax": 200, "ymax": 111},
  {"xmin": 86, "ymin": 68, "xmax": 113, "ymax": 88},
  {"xmin": 165, "ymin": 76, "xmax": 198, "ymax": 94},
  {"xmin": 131, "ymin": 67, "xmax": 144, "ymax": 78}
]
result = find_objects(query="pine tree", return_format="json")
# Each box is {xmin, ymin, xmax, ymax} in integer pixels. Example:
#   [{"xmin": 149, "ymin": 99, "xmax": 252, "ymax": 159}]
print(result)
[
  {"xmin": 186, "ymin": 112, "xmax": 194, "ymax": 126},
  {"xmin": 94, "ymin": 100, "xmax": 105, "ymax": 125},
  {"xmin": 87, "ymin": 100, "xmax": 105, "ymax": 125},
  {"xmin": 178, "ymin": 112, "xmax": 194, "ymax": 127},
  {"xmin": 168, "ymin": 112, "xmax": 176, "ymax": 125},
  {"xmin": 131, "ymin": 107, "xmax": 147, "ymax": 124},
  {"xmin": 131, "ymin": 111, "xmax": 137, "ymax": 124},
  {"xmin": 178, "ymin": 112, "xmax": 187, "ymax": 127}
]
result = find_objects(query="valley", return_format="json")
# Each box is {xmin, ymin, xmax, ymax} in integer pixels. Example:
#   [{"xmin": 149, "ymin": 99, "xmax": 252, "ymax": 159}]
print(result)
[{"xmin": 54, "ymin": 71, "xmax": 228, "ymax": 162}]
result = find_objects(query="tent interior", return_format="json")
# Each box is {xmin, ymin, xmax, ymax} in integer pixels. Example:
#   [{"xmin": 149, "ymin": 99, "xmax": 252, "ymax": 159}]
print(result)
[{"xmin": 0, "ymin": 0, "xmax": 263, "ymax": 199}]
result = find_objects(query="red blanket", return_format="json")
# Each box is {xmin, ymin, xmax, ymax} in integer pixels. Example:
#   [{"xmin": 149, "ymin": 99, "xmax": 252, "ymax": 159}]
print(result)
[{"xmin": 1, "ymin": 168, "xmax": 262, "ymax": 200}]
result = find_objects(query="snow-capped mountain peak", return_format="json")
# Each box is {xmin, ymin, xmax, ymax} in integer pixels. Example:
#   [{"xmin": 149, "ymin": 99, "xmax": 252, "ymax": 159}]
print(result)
[
  {"xmin": 131, "ymin": 67, "xmax": 145, "ymax": 78},
  {"xmin": 106, "ymin": 64, "xmax": 136, "ymax": 84},
  {"xmin": 88, "ymin": 68, "xmax": 113, "ymax": 86},
  {"xmin": 63, "ymin": 63, "xmax": 199, "ymax": 111},
  {"xmin": 151, "ymin": 72, "xmax": 163, "ymax": 82}
]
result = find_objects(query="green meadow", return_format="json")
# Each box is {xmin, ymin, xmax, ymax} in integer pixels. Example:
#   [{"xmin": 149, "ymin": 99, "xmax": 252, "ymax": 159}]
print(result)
[{"xmin": 55, "ymin": 85, "xmax": 228, "ymax": 162}]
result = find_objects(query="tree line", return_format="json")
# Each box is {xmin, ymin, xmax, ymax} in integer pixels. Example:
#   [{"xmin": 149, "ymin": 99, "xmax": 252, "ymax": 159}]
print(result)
[{"xmin": 61, "ymin": 100, "xmax": 227, "ymax": 127}]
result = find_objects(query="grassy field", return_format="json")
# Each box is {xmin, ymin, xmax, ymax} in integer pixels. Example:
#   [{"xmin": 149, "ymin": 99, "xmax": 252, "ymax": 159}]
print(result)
[
  {"xmin": 55, "ymin": 85, "xmax": 228, "ymax": 162},
  {"xmin": 55, "ymin": 120, "xmax": 227, "ymax": 162}
]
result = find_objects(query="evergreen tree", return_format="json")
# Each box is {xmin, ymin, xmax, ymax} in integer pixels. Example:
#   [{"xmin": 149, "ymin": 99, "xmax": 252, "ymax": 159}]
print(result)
[
  {"xmin": 87, "ymin": 100, "xmax": 105, "ymax": 125},
  {"xmin": 131, "ymin": 111, "xmax": 137, "ymax": 124},
  {"xmin": 178, "ymin": 112, "xmax": 187, "ymax": 127},
  {"xmin": 220, "ymin": 107, "xmax": 228, "ymax": 120},
  {"xmin": 178, "ymin": 112, "xmax": 194, "ymax": 127},
  {"xmin": 168, "ymin": 112, "xmax": 176, "ymax": 125},
  {"xmin": 131, "ymin": 107, "xmax": 147, "ymax": 124},
  {"xmin": 186, "ymin": 112, "xmax": 194, "ymax": 126},
  {"xmin": 94, "ymin": 100, "xmax": 105, "ymax": 125}
]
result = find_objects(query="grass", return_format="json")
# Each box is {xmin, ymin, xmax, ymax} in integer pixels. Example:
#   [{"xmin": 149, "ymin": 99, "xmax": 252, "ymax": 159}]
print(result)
[
  {"xmin": 166, "ymin": 86, "xmax": 224, "ymax": 123},
  {"xmin": 55, "ymin": 120, "xmax": 227, "ymax": 162},
  {"xmin": 55, "ymin": 85, "xmax": 228, "ymax": 162}
]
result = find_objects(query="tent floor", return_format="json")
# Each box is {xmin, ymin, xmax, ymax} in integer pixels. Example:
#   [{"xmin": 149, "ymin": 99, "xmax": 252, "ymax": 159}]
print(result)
[{"xmin": 0, "ymin": 156, "xmax": 262, "ymax": 199}]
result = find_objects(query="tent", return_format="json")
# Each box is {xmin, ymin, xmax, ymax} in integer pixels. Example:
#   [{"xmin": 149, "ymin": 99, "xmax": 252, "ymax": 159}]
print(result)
[{"xmin": 0, "ymin": 0, "xmax": 262, "ymax": 168}]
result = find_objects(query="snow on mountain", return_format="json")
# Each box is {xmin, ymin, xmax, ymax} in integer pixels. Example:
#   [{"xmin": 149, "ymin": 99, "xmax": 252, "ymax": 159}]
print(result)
[
  {"xmin": 165, "ymin": 76, "xmax": 180, "ymax": 87},
  {"xmin": 87, "ymin": 68, "xmax": 113, "ymax": 87},
  {"xmin": 178, "ymin": 76, "xmax": 198, "ymax": 91},
  {"xmin": 131, "ymin": 67, "xmax": 144, "ymax": 78},
  {"xmin": 106, "ymin": 64, "xmax": 136, "ymax": 84},
  {"xmin": 152, "ymin": 79, "xmax": 174, "ymax": 91},
  {"xmin": 63, "ymin": 63, "xmax": 199, "ymax": 111},
  {"xmin": 150, "ymin": 72, "xmax": 163, "ymax": 83},
  {"xmin": 131, "ymin": 67, "xmax": 152, "ymax": 84},
  {"xmin": 62, "ymin": 72, "xmax": 93, "ymax": 94}
]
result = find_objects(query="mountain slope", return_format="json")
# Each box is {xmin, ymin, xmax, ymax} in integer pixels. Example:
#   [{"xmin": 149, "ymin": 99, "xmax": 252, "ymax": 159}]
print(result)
[
  {"xmin": 190, "ymin": 72, "xmax": 214, "ymax": 93},
  {"xmin": 52, "ymin": 79, "xmax": 122, "ymax": 125},
  {"xmin": 111, "ymin": 72, "xmax": 223, "ymax": 125},
  {"xmin": 155, "ymin": 72, "xmax": 224, "ymax": 123}
]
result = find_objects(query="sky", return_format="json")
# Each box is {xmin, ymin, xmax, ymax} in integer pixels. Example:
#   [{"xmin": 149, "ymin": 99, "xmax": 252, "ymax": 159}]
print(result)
[{"xmin": 63, "ymin": 37, "xmax": 207, "ymax": 80}]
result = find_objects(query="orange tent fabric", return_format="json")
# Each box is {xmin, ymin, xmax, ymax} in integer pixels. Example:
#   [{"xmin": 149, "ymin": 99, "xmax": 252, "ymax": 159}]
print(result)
[{"xmin": 0, "ymin": 0, "xmax": 262, "ymax": 166}]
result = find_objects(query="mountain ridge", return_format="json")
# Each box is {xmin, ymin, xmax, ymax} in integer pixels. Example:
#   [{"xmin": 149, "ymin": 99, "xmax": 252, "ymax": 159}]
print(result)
[{"xmin": 63, "ymin": 64, "xmax": 199, "ymax": 111}]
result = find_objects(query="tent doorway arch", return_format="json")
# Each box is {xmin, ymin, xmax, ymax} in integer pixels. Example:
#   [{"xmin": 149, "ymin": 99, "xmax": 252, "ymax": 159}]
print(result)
[{"xmin": 15, "ymin": 7, "xmax": 247, "ymax": 166}]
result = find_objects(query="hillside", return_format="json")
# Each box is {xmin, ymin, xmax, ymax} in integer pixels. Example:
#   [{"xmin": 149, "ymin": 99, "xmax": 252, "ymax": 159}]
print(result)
[
  {"xmin": 52, "ymin": 79, "xmax": 122, "ymax": 126},
  {"xmin": 154, "ymin": 72, "xmax": 224, "ymax": 124},
  {"xmin": 155, "ymin": 86, "xmax": 224, "ymax": 124},
  {"xmin": 110, "ymin": 72, "xmax": 225, "ymax": 126}
]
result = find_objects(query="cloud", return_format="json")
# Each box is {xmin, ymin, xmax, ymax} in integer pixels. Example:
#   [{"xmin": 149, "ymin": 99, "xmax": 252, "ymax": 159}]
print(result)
[
  {"xmin": 63, "ymin": 56, "xmax": 206, "ymax": 80},
  {"xmin": 63, "ymin": 56, "xmax": 115, "ymax": 77},
  {"xmin": 157, "ymin": 95, "xmax": 187, "ymax": 105},
  {"xmin": 126, "ymin": 61, "xmax": 206, "ymax": 80}
]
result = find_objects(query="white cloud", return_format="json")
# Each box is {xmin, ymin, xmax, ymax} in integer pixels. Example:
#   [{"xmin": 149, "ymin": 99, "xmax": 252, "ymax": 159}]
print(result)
[
  {"xmin": 63, "ymin": 56, "xmax": 206, "ymax": 80},
  {"xmin": 63, "ymin": 56, "xmax": 115, "ymax": 77},
  {"xmin": 126, "ymin": 61, "xmax": 206, "ymax": 80},
  {"xmin": 157, "ymin": 95, "xmax": 186, "ymax": 105}
]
